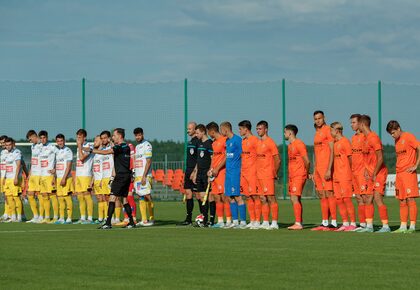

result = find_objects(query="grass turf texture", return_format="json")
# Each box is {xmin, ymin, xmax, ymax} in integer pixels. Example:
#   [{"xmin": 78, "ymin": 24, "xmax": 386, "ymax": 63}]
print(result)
[{"xmin": 0, "ymin": 198, "xmax": 419, "ymax": 290}]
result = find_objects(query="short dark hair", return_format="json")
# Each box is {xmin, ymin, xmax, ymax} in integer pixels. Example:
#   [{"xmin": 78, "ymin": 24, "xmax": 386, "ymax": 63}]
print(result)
[
  {"xmin": 257, "ymin": 120, "xmax": 268, "ymax": 129},
  {"xmin": 133, "ymin": 127, "xmax": 143, "ymax": 135},
  {"xmin": 195, "ymin": 124, "xmax": 207, "ymax": 133},
  {"xmin": 359, "ymin": 115, "xmax": 371, "ymax": 126},
  {"xmin": 350, "ymin": 114, "xmax": 362, "ymax": 120},
  {"xmin": 26, "ymin": 130, "xmax": 37, "ymax": 139},
  {"xmin": 38, "ymin": 130, "xmax": 48, "ymax": 137},
  {"xmin": 4, "ymin": 137, "xmax": 14, "ymax": 143},
  {"xmin": 386, "ymin": 120, "xmax": 401, "ymax": 133},
  {"xmin": 313, "ymin": 110, "xmax": 324, "ymax": 116},
  {"xmin": 206, "ymin": 122, "xmax": 219, "ymax": 132},
  {"xmin": 100, "ymin": 130, "xmax": 111, "ymax": 137},
  {"xmin": 238, "ymin": 120, "xmax": 252, "ymax": 130},
  {"xmin": 285, "ymin": 124, "xmax": 298, "ymax": 135},
  {"xmin": 76, "ymin": 129, "xmax": 87, "ymax": 137},
  {"xmin": 0, "ymin": 135, "xmax": 8, "ymax": 141},
  {"xmin": 55, "ymin": 133, "xmax": 65, "ymax": 140},
  {"xmin": 114, "ymin": 128, "xmax": 125, "ymax": 138}
]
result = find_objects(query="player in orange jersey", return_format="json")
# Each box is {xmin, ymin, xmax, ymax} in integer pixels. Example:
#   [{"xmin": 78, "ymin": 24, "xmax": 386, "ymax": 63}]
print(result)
[
  {"xmin": 256, "ymin": 121, "xmax": 281, "ymax": 230},
  {"xmin": 284, "ymin": 125, "xmax": 310, "ymax": 230},
  {"xmin": 238, "ymin": 120, "xmax": 261, "ymax": 229},
  {"xmin": 357, "ymin": 115, "xmax": 390, "ymax": 233},
  {"xmin": 349, "ymin": 114, "xmax": 367, "ymax": 230},
  {"xmin": 310, "ymin": 111, "xmax": 337, "ymax": 231},
  {"xmin": 330, "ymin": 122, "xmax": 357, "ymax": 231},
  {"xmin": 387, "ymin": 120, "xmax": 420, "ymax": 234}
]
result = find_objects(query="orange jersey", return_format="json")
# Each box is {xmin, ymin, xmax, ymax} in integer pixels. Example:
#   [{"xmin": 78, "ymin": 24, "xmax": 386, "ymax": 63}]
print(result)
[
  {"xmin": 395, "ymin": 132, "xmax": 420, "ymax": 173},
  {"xmin": 288, "ymin": 139, "xmax": 308, "ymax": 179},
  {"xmin": 364, "ymin": 132, "xmax": 387, "ymax": 175},
  {"xmin": 351, "ymin": 133, "xmax": 365, "ymax": 175},
  {"xmin": 211, "ymin": 136, "xmax": 227, "ymax": 172},
  {"xmin": 256, "ymin": 137, "xmax": 279, "ymax": 179},
  {"xmin": 333, "ymin": 137, "xmax": 352, "ymax": 181},
  {"xmin": 241, "ymin": 135, "xmax": 259, "ymax": 174},
  {"xmin": 314, "ymin": 124, "xmax": 334, "ymax": 170}
]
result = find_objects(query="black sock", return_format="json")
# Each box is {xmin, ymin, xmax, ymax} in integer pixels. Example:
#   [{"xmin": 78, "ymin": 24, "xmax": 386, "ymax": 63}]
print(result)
[
  {"xmin": 186, "ymin": 198, "xmax": 194, "ymax": 222},
  {"xmin": 202, "ymin": 201, "xmax": 209, "ymax": 224},
  {"xmin": 106, "ymin": 201, "xmax": 115, "ymax": 225},
  {"xmin": 209, "ymin": 201, "xmax": 216, "ymax": 224},
  {"xmin": 123, "ymin": 203, "xmax": 134, "ymax": 224}
]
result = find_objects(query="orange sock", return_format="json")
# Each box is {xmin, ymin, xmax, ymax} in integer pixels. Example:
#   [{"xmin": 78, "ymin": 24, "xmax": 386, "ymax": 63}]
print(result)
[
  {"xmin": 224, "ymin": 201, "xmax": 231, "ymax": 218},
  {"xmin": 320, "ymin": 198, "xmax": 329, "ymax": 220},
  {"xmin": 378, "ymin": 204, "xmax": 389, "ymax": 224},
  {"xmin": 344, "ymin": 198, "xmax": 356, "ymax": 223},
  {"xmin": 336, "ymin": 198, "xmax": 348, "ymax": 222},
  {"xmin": 254, "ymin": 198, "xmax": 262, "ymax": 222},
  {"xmin": 216, "ymin": 202, "xmax": 224, "ymax": 219},
  {"xmin": 365, "ymin": 203, "xmax": 374, "ymax": 223},
  {"xmin": 408, "ymin": 200, "xmax": 417, "ymax": 225},
  {"xmin": 358, "ymin": 204, "xmax": 366, "ymax": 223},
  {"xmin": 270, "ymin": 202, "xmax": 278, "ymax": 222},
  {"xmin": 328, "ymin": 196, "xmax": 337, "ymax": 220},
  {"xmin": 293, "ymin": 202, "xmax": 302, "ymax": 223},
  {"xmin": 247, "ymin": 198, "xmax": 255, "ymax": 222},
  {"xmin": 400, "ymin": 202, "xmax": 408, "ymax": 224},
  {"xmin": 262, "ymin": 203, "xmax": 270, "ymax": 222}
]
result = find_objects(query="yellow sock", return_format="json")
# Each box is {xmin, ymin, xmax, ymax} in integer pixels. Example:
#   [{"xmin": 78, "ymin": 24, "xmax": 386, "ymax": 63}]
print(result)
[
  {"xmin": 147, "ymin": 200, "xmax": 154, "ymax": 221},
  {"xmin": 38, "ymin": 195, "xmax": 44, "ymax": 218},
  {"xmin": 104, "ymin": 201, "xmax": 108, "ymax": 220},
  {"xmin": 84, "ymin": 194, "xmax": 93, "ymax": 219},
  {"xmin": 115, "ymin": 206, "xmax": 121, "ymax": 220},
  {"xmin": 4, "ymin": 197, "xmax": 11, "ymax": 216},
  {"xmin": 28, "ymin": 195, "xmax": 39, "ymax": 217},
  {"xmin": 7, "ymin": 196, "xmax": 16, "ymax": 216},
  {"xmin": 58, "ymin": 197, "xmax": 65, "ymax": 219},
  {"xmin": 77, "ymin": 194, "xmax": 86, "ymax": 219},
  {"xmin": 50, "ymin": 195, "xmax": 59, "ymax": 218},
  {"xmin": 140, "ymin": 200, "xmax": 147, "ymax": 222},
  {"xmin": 14, "ymin": 197, "xmax": 22, "ymax": 215},
  {"xmin": 43, "ymin": 196, "xmax": 50, "ymax": 218},
  {"xmin": 98, "ymin": 201, "xmax": 104, "ymax": 220},
  {"xmin": 65, "ymin": 195, "xmax": 73, "ymax": 220}
]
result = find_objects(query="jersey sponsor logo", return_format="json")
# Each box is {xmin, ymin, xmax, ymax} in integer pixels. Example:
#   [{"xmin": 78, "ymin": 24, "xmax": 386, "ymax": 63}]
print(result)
[
  {"xmin": 56, "ymin": 163, "xmax": 65, "ymax": 171},
  {"xmin": 41, "ymin": 160, "xmax": 48, "ymax": 167},
  {"xmin": 407, "ymin": 188, "xmax": 411, "ymax": 194},
  {"xmin": 103, "ymin": 162, "xmax": 110, "ymax": 170},
  {"xmin": 226, "ymin": 153, "xmax": 234, "ymax": 158},
  {"xmin": 76, "ymin": 160, "xmax": 84, "ymax": 167},
  {"xmin": 6, "ymin": 166, "xmax": 13, "ymax": 172},
  {"xmin": 93, "ymin": 164, "xmax": 100, "ymax": 172},
  {"xmin": 200, "ymin": 151, "xmax": 204, "ymax": 158},
  {"xmin": 189, "ymin": 148, "xmax": 194, "ymax": 155},
  {"xmin": 31, "ymin": 158, "xmax": 39, "ymax": 165},
  {"xmin": 135, "ymin": 160, "xmax": 144, "ymax": 168}
]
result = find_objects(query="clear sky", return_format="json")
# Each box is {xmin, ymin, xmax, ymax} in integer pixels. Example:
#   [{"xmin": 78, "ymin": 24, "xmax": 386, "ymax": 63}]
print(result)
[{"xmin": 1, "ymin": 0, "xmax": 419, "ymax": 144}]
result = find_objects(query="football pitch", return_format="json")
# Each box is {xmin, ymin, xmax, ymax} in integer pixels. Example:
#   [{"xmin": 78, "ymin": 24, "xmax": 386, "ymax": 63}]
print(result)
[{"xmin": 0, "ymin": 198, "xmax": 419, "ymax": 290}]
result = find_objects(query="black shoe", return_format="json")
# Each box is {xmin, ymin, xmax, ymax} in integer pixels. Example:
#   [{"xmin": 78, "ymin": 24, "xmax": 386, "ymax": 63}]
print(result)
[
  {"xmin": 177, "ymin": 220, "xmax": 192, "ymax": 226},
  {"xmin": 98, "ymin": 224, "xmax": 112, "ymax": 230},
  {"xmin": 123, "ymin": 222, "xmax": 136, "ymax": 229}
]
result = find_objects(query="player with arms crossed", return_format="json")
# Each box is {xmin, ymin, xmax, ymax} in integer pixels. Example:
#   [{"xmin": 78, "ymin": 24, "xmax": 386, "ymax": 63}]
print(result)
[{"xmin": 387, "ymin": 120, "xmax": 420, "ymax": 233}]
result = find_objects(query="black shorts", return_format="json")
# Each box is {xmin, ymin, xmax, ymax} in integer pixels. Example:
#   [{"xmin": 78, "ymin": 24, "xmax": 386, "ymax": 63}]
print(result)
[
  {"xmin": 183, "ymin": 168, "xmax": 197, "ymax": 191},
  {"xmin": 111, "ymin": 173, "xmax": 131, "ymax": 197},
  {"xmin": 196, "ymin": 170, "xmax": 209, "ymax": 193}
]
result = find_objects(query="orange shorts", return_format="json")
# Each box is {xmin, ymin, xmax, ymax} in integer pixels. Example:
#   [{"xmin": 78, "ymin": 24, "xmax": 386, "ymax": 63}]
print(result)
[
  {"xmin": 257, "ymin": 179, "xmax": 275, "ymax": 196},
  {"xmin": 366, "ymin": 171, "xmax": 387, "ymax": 195},
  {"xmin": 395, "ymin": 171, "xmax": 419, "ymax": 200},
  {"xmin": 352, "ymin": 174, "xmax": 368, "ymax": 195},
  {"xmin": 314, "ymin": 168, "xmax": 333, "ymax": 191},
  {"xmin": 288, "ymin": 178, "xmax": 306, "ymax": 196},
  {"xmin": 240, "ymin": 174, "xmax": 257, "ymax": 196},
  {"xmin": 211, "ymin": 172, "xmax": 225, "ymax": 195},
  {"xmin": 333, "ymin": 180, "xmax": 353, "ymax": 198}
]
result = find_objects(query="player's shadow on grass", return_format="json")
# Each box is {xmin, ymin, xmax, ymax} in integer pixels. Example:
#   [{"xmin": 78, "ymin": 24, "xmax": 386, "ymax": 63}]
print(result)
[{"xmin": 153, "ymin": 220, "xmax": 182, "ymax": 226}]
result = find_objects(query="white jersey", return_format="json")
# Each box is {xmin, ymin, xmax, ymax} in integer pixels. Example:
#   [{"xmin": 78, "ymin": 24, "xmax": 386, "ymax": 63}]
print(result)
[
  {"xmin": 134, "ymin": 140, "xmax": 152, "ymax": 178},
  {"xmin": 39, "ymin": 143, "xmax": 58, "ymax": 177},
  {"xmin": 93, "ymin": 145, "xmax": 114, "ymax": 180},
  {"xmin": 55, "ymin": 146, "xmax": 73, "ymax": 179},
  {"xmin": 76, "ymin": 142, "xmax": 93, "ymax": 177},
  {"xmin": 30, "ymin": 143, "xmax": 43, "ymax": 176},
  {"xmin": 0, "ymin": 149, "xmax": 8, "ymax": 179},
  {"xmin": 5, "ymin": 148, "xmax": 22, "ymax": 179}
]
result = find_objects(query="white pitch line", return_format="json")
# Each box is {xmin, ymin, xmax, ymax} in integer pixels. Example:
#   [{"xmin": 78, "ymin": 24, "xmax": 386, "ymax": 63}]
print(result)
[{"xmin": 0, "ymin": 226, "xmax": 181, "ymax": 234}]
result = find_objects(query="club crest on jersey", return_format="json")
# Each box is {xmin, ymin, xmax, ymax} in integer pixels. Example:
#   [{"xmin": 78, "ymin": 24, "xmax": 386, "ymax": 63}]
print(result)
[
  {"xmin": 232, "ymin": 187, "xmax": 235, "ymax": 193},
  {"xmin": 229, "ymin": 143, "xmax": 232, "ymax": 147},
  {"xmin": 200, "ymin": 151, "xmax": 204, "ymax": 158},
  {"xmin": 292, "ymin": 187, "xmax": 297, "ymax": 192},
  {"xmin": 190, "ymin": 148, "xmax": 194, "ymax": 155},
  {"xmin": 407, "ymin": 188, "xmax": 411, "ymax": 194},
  {"xmin": 375, "ymin": 182, "xmax": 380, "ymax": 187}
]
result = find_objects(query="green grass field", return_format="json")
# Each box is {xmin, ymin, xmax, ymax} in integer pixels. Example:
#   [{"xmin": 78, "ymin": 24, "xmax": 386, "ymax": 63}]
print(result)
[{"xmin": 0, "ymin": 198, "xmax": 419, "ymax": 290}]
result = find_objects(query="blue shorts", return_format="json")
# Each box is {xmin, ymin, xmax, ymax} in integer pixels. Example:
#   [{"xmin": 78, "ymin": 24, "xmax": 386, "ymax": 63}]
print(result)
[{"xmin": 225, "ymin": 171, "xmax": 241, "ymax": 197}]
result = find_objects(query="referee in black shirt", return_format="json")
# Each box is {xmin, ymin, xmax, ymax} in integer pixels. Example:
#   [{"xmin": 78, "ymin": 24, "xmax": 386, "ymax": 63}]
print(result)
[{"xmin": 89, "ymin": 128, "xmax": 136, "ymax": 229}]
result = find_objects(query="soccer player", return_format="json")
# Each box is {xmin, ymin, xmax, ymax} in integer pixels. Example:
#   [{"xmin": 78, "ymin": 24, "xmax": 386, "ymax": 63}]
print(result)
[
  {"xmin": 25, "ymin": 130, "xmax": 43, "ymax": 223},
  {"xmin": 39, "ymin": 131, "xmax": 59, "ymax": 223},
  {"xmin": 3, "ymin": 138, "xmax": 23, "ymax": 222},
  {"xmin": 95, "ymin": 128, "xmax": 136, "ymax": 229},
  {"xmin": 256, "ymin": 121, "xmax": 280, "ymax": 230},
  {"xmin": 206, "ymin": 122, "xmax": 228, "ymax": 228},
  {"xmin": 357, "ymin": 115, "xmax": 390, "ymax": 233},
  {"xmin": 54, "ymin": 134, "xmax": 74, "ymax": 224},
  {"xmin": 310, "ymin": 111, "xmax": 337, "ymax": 231},
  {"xmin": 75, "ymin": 129, "xmax": 94, "ymax": 224},
  {"xmin": 350, "ymin": 114, "xmax": 367, "ymax": 229},
  {"xmin": 238, "ymin": 120, "xmax": 260, "ymax": 229},
  {"xmin": 386, "ymin": 120, "xmax": 419, "ymax": 233},
  {"xmin": 192, "ymin": 124, "xmax": 213, "ymax": 226},
  {"xmin": 178, "ymin": 121, "xmax": 199, "ymax": 226},
  {"xmin": 330, "ymin": 122, "xmax": 357, "ymax": 231},
  {"xmin": 0, "ymin": 135, "xmax": 10, "ymax": 221},
  {"xmin": 284, "ymin": 124, "xmax": 310, "ymax": 230},
  {"xmin": 133, "ymin": 127, "xmax": 155, "ymax": 227}
]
